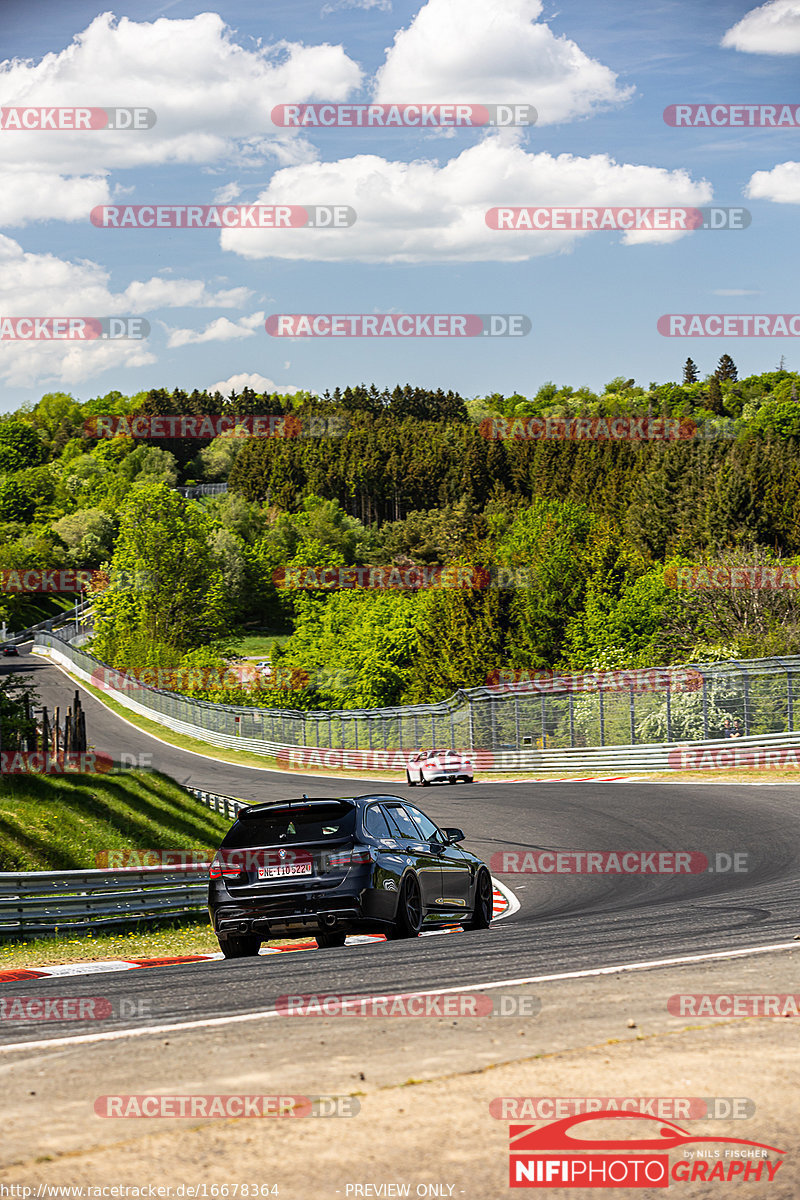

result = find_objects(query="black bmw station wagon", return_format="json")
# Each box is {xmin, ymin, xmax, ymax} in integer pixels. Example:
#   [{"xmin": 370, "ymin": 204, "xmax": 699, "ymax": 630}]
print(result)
[{"xmin": 208, "ymin": 793, "xmax": 493, "ymax": 957}]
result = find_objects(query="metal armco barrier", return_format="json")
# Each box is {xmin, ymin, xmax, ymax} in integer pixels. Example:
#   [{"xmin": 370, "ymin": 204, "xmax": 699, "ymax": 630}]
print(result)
[
  {"xmin": 3, "ymin": 600, "xmax": 93, "ymax": 647},
  {"xmin": 0, "ymin": 789, "xmax": 248, "ymax": 938},
  {"xmin": 32, "ymin": 635, "xmax": 800, "ymax": 771},
  {"xmin": 187, "ymin": 788, "xmax": 247, "ymax": 821},
  {"xmin": 0, "ymin": 867, "xmax": 209, "ymax": 938}
]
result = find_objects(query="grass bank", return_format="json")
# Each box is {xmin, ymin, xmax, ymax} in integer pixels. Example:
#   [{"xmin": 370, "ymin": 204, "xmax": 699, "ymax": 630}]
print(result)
[{"xmin": 0, "ymin": 769, "xmax": 231, "ymax": 871}]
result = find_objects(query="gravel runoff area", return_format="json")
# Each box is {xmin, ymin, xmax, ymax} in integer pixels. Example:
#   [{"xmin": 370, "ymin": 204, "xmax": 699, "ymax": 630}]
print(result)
[{"xmin": 0, "ymin": 948, "xmax": 796, "ymax": 1199}]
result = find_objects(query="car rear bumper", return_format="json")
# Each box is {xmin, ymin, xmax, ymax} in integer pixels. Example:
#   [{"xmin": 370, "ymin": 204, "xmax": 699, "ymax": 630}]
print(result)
[{"xmin": 209, "ymin": 880, "xmax": 384, "ymax": 938}]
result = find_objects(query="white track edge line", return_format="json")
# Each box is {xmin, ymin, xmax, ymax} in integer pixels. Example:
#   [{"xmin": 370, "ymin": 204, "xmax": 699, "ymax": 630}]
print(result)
[{"xmin": 0, "ymin": 940, "xmax": 795, "ymax": 1055}]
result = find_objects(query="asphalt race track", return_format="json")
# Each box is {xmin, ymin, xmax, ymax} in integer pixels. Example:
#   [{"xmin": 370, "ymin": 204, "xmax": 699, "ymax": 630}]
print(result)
[{"xmin": 0, "ymin": 647, "xmax": 798, "ymax": 1049}]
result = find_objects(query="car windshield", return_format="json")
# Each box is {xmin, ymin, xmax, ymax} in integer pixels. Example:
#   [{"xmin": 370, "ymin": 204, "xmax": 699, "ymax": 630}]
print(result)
[{"xmin": 222, "ymin": 802, "xmax": 356, "ymax": 848}]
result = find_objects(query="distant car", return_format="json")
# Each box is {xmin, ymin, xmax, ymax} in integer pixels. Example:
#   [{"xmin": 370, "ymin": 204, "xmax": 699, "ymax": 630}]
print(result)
[
  {"xmin": 2, "ymin": 645, "xmax": 18, "ymax": 657},
  {"xmin": 254, "ymin": 660, "xmax": 272, "ymax": 674},
  {"xmin": 207, "ymin": 793, "xmax": 493, "ymax": 958},
  {"xmin": 406, "ymin": 749, "xmax": 473, "ymax": 786}
]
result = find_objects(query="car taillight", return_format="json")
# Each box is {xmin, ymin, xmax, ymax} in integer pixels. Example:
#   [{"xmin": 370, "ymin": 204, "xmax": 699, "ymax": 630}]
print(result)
[
  {"xmin": 209, "ymin": 856, "xmax": 245, "ymax": 880},
  {"xmin": 326, "ymin": 848, "xmax": 372, "ymax": 869}
]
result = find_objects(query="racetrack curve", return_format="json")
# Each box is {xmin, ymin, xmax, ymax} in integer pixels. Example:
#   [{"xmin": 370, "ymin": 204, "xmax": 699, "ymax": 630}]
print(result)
[{"xmin": 1, "ymin": 647, "xmax": 799, "ymax": 1046}]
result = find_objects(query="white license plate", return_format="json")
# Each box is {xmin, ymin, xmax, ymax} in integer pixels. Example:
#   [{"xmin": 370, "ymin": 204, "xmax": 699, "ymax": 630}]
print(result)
[{"xmin": 258, "ymin": 862, "xmax": 312, "ymax": 879}]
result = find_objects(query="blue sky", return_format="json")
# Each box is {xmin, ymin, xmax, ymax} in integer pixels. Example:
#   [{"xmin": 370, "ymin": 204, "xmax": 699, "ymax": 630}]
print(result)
[{"xmin": 1, "ymin": 0, "xmax": 799, "ymax": 409}]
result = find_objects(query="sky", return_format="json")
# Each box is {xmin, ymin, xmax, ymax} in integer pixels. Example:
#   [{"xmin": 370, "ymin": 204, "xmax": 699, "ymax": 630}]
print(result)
[{"xmin": 0, "ymin": 0, "xmax": 799, "ymax": 409}]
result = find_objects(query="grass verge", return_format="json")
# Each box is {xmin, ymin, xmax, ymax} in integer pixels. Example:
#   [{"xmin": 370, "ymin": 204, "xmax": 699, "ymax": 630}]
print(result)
[
  {"xmin": 0, "ymin": 769, "xmax": 231, "ymax": 870},
  {"xmin": 0, "ymin": 918, "xmax": 321, "ymax": 968}
]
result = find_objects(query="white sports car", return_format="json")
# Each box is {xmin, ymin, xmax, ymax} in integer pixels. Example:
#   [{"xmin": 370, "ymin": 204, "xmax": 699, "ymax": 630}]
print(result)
[{"xmin": 406, "ymin": 749, "xmax": 474, "ymax": 786}]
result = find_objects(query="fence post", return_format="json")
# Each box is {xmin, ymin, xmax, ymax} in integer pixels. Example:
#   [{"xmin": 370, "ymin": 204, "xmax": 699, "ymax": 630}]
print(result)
[
  {"xmin": 665, "ymin": 684, "xmax": 672, "ymax": 743},
  {"xmin": 540, "ymin": 693, "xmax": 547, "ymax": 750},
  {"xmin": 742, "ymin": 669, "xmax": 750, "ymax": 736},
  {"xmin": 629, "ymin": 684, "xmax": 636, "ymax": 745},
  {"xmin": 599, "ymin": 687, "xmax": 605, "ymax": 747},
  {"xmin": 702, "ymin": 678, "xmax": 709, "ymax": 739},
  {"xmin": 568, "ymin": 692, "xmax": 575, "ymax": 747},
  {"xmin": 788, "ymin": 672, "xmax": 794, "ymax": 732},
  {"xmin": 514, "ymin": 697, "xmax": 520, "ymax": 750}
]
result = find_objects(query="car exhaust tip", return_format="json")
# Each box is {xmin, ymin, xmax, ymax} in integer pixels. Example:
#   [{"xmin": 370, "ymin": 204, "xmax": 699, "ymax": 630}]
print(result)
[
  {"xmin": 320, "ymin": 913, "xmax": 338, "ymax": 928},
  {"xmin": 237, "ymin": 921, "xmax": 250, "ymax": 934}
]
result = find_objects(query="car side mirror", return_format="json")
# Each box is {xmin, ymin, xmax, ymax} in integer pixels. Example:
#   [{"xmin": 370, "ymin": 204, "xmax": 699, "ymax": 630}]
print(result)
[{"xmin": 441, "ymin": 828, "xmax": 465, "ymax": 844}]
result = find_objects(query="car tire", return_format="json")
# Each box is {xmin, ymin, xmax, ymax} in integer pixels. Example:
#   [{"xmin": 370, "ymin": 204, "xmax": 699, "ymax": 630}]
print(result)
[
  {"xmin": 386, "ymin": 872, "xmax": 423, "ymax": 939},
  {"xmin": 421, "ymin": 772, "xmax": 430, "ymax": 786},
  {"xmin": 315, "ymin": 931, "xmax": 347, "ymax": 948},
  {"xmin": 461, "ymin": 775, "xmax": 473, "ymax": 784},
  {"xmin": 218, "ymin": 934, "xmax": 261, "ymax": 958},
  {"xmin": 463, "ymin": 868, "xmax": 493, "ymax": 930},
  {"xmin": 406, "ymin": 770, "xmax": 416, "ymax": 787}
]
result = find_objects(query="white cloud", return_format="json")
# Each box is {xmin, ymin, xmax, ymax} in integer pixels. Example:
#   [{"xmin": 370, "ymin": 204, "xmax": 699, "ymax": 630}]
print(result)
[
  {"xmin": 213, "ymin": 182, "xmax": 242, "ymax": 204},
  {"xmin": 373, "ymin": 0, "xmax": 633, "ymax": 125},
  {"xmin": 745, "ymin": 160, "xmax": 800, "ymax": 202},
  {"xmin": 122, "ymin": 279, "xmax": 252, "ymax": 309},
  {"xmin": 722, "ymin": 0, "xmax": 800, "ymax": 53},
  {"xmin": 0, "ymin": 234, "xmax": 250, "ymax": 387},
  {"xmin": 323, "ymin": 0, "xmax": 392, "ymax": 11},
  {"xmin": 711, "ymin": 289, "xmax": 762, "ymax": 296},
  {"xmin": 0, "ymin": 171, "xmax": 112, "ymax": 227},
  {"xmin": 221, "ymin": 137, "xmax": 713, "ymax": 263},
  {"xmin": 0, "ymin": 11, "xmax": 362, "ymax": 224},
  {"xmin": 208, "ymin": 372, "xmax": 305, "ymax": 396},
  {"xmin": 165, "ymin": 312, "xmax": 265, "ymax": 349}
]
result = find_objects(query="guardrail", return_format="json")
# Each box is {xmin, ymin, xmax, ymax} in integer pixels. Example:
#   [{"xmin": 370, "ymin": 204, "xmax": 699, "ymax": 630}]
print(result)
[
  {"xmin": 0, "ymin": 787, "xmax": 248, "ymax": 938},
  {"xmin": 4, "ymin": 600, "xmax": 93, "ymax": 647},
  {"xmin": 33, "ymin": 635, "xmax": 800, "ymax": 772},
  {"xmin": 187, "ymin": 788, "xmax": 247, "ymax": 821},
  {"xmin": 0, "ymin": 867, "xmax": 209, "ymax": 938}
]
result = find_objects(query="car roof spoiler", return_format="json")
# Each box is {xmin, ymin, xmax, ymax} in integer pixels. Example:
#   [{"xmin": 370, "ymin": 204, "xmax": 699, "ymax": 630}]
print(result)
[{"xmin": 238, "ymin": 796, "xmax": 355, "ymax": 818}]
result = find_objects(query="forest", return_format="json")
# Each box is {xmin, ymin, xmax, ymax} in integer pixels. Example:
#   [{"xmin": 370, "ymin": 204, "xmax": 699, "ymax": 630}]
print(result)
[{"xmin": 1, "ymin": 356, "xmax": 799, "ymax": 710}]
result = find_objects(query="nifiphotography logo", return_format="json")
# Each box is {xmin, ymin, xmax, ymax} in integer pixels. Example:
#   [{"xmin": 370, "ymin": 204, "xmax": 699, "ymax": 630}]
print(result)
[{"xmin": 508, "ymin": 1111, "xmax": 784, "ymax": 1188}]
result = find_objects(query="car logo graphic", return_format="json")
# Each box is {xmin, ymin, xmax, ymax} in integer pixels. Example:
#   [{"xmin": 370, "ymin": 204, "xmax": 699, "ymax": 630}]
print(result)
[
  {"xmin": 278, "ymin": 850, "xmax": 286, "ymax": 859},
  {"xmin": 509, "ymin": 1111, "xmax": 785, "ymax": 1188}
]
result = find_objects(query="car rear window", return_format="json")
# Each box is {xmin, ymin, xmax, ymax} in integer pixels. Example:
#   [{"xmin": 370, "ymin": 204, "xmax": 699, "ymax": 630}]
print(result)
[
  {"xmin": 222, "ymin": 802, "xmax": 356, "ymax": 848},
  {"xmin": 383, "ymin": 804, "xmax": 423, "ymax": 841}
]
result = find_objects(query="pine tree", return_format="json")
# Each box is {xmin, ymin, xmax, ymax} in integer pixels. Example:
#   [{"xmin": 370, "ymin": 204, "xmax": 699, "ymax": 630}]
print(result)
[
  {"xmin": 715, "ymin": 354, "xmax": 738, "ymax": 382},
  {"xmin": 707, "ymin": 376, "xmax": 724, "ymax": 415},
  {"xmin": 683, "ymin": 358, "xmax": 699, "ymax": 384}
]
